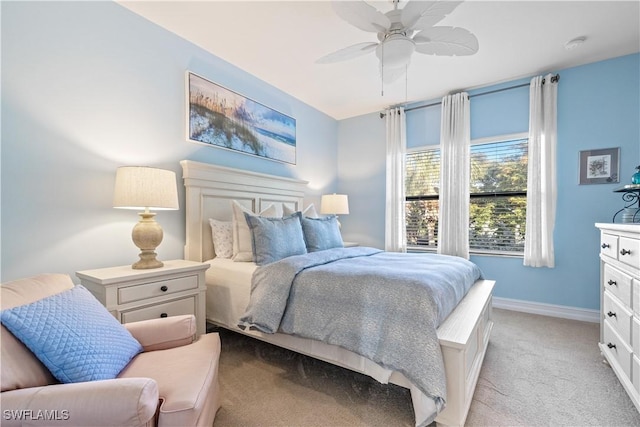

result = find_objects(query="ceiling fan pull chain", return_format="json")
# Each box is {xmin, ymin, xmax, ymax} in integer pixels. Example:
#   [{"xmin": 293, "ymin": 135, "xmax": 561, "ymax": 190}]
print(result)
[
  {"xmin": 381, "ymin": 42, "xmax": 385, "ymax": 96},
  {"xmin": 405, "ymin": 64, "xmax": 408, "ymax": 102}
]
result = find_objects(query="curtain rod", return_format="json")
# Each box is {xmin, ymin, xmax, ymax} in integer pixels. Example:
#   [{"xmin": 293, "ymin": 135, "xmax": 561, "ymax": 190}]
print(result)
[{"xmin": 379, "ymin": 74, "xmax": 560, "ymax": 118}]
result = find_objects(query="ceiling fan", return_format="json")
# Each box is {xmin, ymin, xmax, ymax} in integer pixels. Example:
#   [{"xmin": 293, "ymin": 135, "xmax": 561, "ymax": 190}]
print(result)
[{"xmin": 317, "ymin": 0, "xmax": 479, "ymax": 84}]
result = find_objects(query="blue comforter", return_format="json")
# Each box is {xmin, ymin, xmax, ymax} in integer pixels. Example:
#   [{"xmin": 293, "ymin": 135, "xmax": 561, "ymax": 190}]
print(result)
[{"xmin": 239, "ymin": 247, "xmax": 482, "ymax": 416}]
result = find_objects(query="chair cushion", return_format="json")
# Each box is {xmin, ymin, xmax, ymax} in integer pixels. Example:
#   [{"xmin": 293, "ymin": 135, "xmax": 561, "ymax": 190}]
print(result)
[
  {"xmin": 118, "ymin": 333, "xmax": 221, "ymax": 426},
  {"xmin": 1, "ymin": 274, "xmax": 74, "ymax": 392},
  {"xmin": 0, "ymin": 285, "xmax": 142, "ymax": 383}
]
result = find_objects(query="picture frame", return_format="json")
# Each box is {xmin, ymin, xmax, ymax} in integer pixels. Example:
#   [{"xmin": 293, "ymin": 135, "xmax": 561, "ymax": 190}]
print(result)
[
  {"xmin": 578, "ymin": 147, "xmax": 620, "ymax": 185},
  {"xmin": 186, "ymin": 72, "xmax": 296, "ymax": 164}
]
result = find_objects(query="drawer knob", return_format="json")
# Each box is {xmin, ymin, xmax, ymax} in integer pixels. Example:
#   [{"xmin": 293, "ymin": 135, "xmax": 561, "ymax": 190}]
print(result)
[
  {"xmin": 620, "ymin": 249, "xmax": 632, "ymax": 256},
  {"xmin": 160, "ymin": 285, "xmax": 168, "ymax": 292},
  {"xmin": 607, "ymin": 280, "xmax": 617, "ymax": 286},
  {"xmin": 607, "ymin": 342, "xmax": 616, "ymax": 350},
  {"xmin": 160, "ymin": 313, "xmax": 168, "ymax": 318},
  {"xmin": 601, "ymin": 243, "xmax": 610, "ymax": 249},
  {"xmin": 607, "ymin": 311, "xmax": 617, "ymax": 318}
]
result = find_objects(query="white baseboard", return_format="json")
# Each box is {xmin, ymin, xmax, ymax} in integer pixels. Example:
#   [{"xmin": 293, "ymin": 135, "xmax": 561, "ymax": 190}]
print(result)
[{"xmin": 492, "ymin": 296, "xmax": 600, "ymax": 323}]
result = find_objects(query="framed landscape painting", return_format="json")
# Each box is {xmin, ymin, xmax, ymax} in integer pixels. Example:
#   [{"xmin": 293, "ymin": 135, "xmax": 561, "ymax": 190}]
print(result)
[
  {"xmin": 186, "ymin": 72, "xmax": 296, "ymax": 164},
  {"xmin": 579, "ymin": 147, "xmax": 620, "ymax": 185}
]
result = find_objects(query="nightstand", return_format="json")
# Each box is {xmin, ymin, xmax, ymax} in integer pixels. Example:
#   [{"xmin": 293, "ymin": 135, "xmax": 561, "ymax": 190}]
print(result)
[{"xmin": 76, "ymin": 260, "xmax": 209, "ymax": 336}]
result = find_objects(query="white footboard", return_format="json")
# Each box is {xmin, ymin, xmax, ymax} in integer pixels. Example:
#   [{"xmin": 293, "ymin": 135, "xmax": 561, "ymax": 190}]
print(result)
[{"xmin": 435, "ymin": 279, "xmax": 495, "ymax": 426}]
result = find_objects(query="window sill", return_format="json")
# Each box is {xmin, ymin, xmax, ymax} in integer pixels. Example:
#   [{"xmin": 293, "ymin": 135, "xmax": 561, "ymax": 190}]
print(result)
[{"xmin": 407, "ymin": 246, "xmax": 524, "ymax": 259}]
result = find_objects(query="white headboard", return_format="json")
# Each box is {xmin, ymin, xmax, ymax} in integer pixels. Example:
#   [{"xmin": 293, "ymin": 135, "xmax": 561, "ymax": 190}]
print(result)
[{"xmin": 180, "ymin": 160, "xmax": 308, "ymax": 262}]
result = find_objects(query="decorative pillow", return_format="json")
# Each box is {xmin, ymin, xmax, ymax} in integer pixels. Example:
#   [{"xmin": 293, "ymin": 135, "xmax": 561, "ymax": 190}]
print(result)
[
  {"xmin": 0, "ymin": 285, "xmax": 143, "ymax": 384},
  {"xmin": 209, "ymin": 219, "xmax": 233, "ymax": 258},
  {"xmin": 283, "ymin": 203, "xmax": 319, "ymax": 218},
  {"xmin": 301, "ymin": 215, "xmax": 344, "ymax": 252},
  {"xmin": 231, "ymin": 201, "xmax": 278, "ymax": 262},
  {"xmin": 245, "ymin": 212, "xmax": 307, "ymax": 266}
]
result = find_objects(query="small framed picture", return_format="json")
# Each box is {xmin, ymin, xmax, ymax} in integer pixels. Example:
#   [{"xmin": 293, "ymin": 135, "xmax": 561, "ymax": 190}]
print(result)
[{"xmin": 579, "ymin": 147, "xmax": 620, "ymax": 185}]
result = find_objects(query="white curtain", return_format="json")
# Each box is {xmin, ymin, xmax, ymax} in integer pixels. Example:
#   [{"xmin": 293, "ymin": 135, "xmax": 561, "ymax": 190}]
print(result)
[
  {"xmin": 524, "ymin": 74, "xmax": 558, "ymax": 267},
  {"xmin": 438, "ymin": 92, "xmax": 470, "ymax": 259},
  {"xmin": 385, "ymin": 107, "xmax": 407, "ymax": 252}
]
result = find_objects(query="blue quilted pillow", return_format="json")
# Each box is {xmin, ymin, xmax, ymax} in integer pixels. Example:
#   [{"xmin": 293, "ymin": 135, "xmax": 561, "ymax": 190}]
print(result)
[{"xmin": 0, "ymin": 285, "xmax": 142, "ymax": 383}]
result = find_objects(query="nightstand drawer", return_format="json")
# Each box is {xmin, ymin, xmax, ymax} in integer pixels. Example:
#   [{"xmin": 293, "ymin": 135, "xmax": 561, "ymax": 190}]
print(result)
[
  {"xmin": 118, "ymin": 275, "xmax": 198, "ymax": 304},
  {"xmin": 121, "ymin": 296, "xmax": 196, "ymax": 323},
  {"xmin": 604, "ymin": 264, "xmax": 633, "ymax": 307}
]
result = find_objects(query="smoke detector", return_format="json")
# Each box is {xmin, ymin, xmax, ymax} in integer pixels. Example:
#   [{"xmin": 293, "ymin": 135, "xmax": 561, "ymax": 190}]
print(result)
[{"xmin": 565, "ymin": 36, "xmax": 586, "ymax": 50}]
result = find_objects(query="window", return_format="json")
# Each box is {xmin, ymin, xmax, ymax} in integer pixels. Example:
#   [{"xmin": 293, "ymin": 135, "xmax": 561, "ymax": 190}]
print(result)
[{"xmin": 405, "ymin": 135, "xmax": 528, "ymax": 254}]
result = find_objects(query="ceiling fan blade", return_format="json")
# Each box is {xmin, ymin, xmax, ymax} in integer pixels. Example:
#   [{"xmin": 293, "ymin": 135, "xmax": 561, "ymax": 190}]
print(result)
[
  {"xmin": 401, "ymin": 1, "xmax": 463, "ymax": 31},
  {"xmin": 316, "ymin": 42, "xmax": 378, "ymax": 64},
  {"xmin": 413, "ymin": 27, "xmax": 479, "ymax": 56},
  {"xmin": 332, "ymin": 1, "xmax": 391, "ymax": 33}
]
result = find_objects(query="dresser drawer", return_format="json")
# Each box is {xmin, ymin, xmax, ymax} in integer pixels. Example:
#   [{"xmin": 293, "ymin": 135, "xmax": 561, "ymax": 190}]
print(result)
[
  {"xmin": 634, "ymin": 355, "xmax": 640, "ymax": 394},
  {"xmin": 619, "ymin": 236, "xmax": 640, "ymax": 270},
  {"xmin": 634, "ymin": 279, "xmax": 640, "ymax": 316},
  {"xmin": 603, "ymin": 291, "xmax": 632, "ymax": 343},
  {"xmin": 603, "ymin": 320, "xmax": 633, "ymax": 380},
  {"xmin": 634, "ymin": 317, "xmax": 640, "ymax": 355},
  {"xmin": 601, "ymin": 233, "xmax": 619, "ymax": 259},
  {"xmin": 604, "ymin": 264, "xmax": 633, "ymax": 307},
  {"xmin": 118, "ymin": 275, "xmax": 199, "ymax": 304},
  {"xmin": 121, "ymin": 296, "xmax": 196, "ymax": 323}
]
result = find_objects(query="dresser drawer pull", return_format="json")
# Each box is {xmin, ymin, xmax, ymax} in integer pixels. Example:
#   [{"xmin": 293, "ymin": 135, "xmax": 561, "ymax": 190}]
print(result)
[
  {"xmin": 607, "ymin": 343, "xmax": 617, "ymax": 349},
  {"xmin": 160, "ymin": 313, "xmax": 168, "ymax": 318},
  {"xmin": 607, "ymin": 311, "xmax": 617, "ymax": 318},
  {"xmin": 620, "ymin": 249, "xmax": 632, "ymax": 256},
  {"xmin": 601, "ymin": 243, "xmax": 610, "ymax": 249},
  {"xmin": 160, "ymin": 285, "xmax": 168, "ymax": 292},
  {"xmin": 607, "ymin": 280, "xmax": 617, "ymax": 286}
]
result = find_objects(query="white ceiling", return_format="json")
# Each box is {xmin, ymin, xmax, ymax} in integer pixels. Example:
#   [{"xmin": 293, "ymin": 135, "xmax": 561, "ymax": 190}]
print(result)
[{"xmin": 119, "ymin": 0, "xmax": 640, "ymax": 120}]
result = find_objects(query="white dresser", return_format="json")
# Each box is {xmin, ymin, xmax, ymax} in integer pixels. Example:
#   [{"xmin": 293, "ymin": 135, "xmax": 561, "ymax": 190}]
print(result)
[{"xmin": 596, "ymin": 223, "xmax": 640, "ymax": 412}]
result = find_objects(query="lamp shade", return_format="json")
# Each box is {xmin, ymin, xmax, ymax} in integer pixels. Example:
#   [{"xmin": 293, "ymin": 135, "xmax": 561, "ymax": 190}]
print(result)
[
  {"xmin": 320, "ymin": 194, "xmax": 349, "ymax": 215},
  {"xmin": 113, "ymin": 166, "xmax": 179, "ymax": 210}
]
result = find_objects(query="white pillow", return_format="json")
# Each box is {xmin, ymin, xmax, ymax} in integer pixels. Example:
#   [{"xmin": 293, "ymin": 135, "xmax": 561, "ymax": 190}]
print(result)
[
  {"xmin": 283, "ymin": 203, "xmax": 319, "ymax": 218},
  {"xmin": 231, "ymin": 200, "xmax": 277, "ymax": 262},
  {"xmin": 208, "ymin": 219, "xmax": 233, "ymax": 259}
]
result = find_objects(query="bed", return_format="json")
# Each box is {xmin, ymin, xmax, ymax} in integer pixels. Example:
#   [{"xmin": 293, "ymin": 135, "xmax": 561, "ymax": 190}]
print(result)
[{"xmin": 181, "ymin": 160, "xmax": 495, "ymax": 427}]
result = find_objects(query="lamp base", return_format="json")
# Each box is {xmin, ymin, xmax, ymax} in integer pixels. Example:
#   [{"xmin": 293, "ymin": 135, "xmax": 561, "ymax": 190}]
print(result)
[
  {"xmin": 131, "ymin": 211, "xmax": 164, "ymax": 270},
  {"xmin": 132, "ymin": 251, "xmax": 164, "ymax": 269}
]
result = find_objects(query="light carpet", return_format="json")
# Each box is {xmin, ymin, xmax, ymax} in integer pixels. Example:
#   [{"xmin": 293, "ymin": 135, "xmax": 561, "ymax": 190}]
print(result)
[{"xmin": 212, "ymin": 309, "xmax": 640, "ymax": 426}]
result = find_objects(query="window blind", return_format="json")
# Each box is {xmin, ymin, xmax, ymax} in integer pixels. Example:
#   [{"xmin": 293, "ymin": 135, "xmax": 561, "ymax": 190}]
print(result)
[{"xmin": 405, "ymin": 138, "xmax": 528, "ymax": 253}]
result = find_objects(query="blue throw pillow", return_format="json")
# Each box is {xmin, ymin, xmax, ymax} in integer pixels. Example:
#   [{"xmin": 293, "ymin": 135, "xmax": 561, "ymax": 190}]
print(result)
[
  {"xmin": 0, "ymin": 285, "xmax": 143, "ymax": 384},
  {"xmin": 245, "ymin": 211, "xmax": 307, "ymax": 265},
  {"xmin": 301, "ymin": 215, "xmax": 344, "ymax": 252}
]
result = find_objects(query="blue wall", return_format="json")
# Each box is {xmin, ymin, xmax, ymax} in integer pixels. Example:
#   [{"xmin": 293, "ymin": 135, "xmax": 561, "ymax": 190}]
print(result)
[
  {"xmin": 339, "ymin": 54, "xmax": 640, "ymax": 311},
  {"xmin": 1, "ymin": 1, "xmax": 338, "ymax": 281},
  {"xmin": 2, "ymin": 1, "xmax": 638, "ymax": 313}
]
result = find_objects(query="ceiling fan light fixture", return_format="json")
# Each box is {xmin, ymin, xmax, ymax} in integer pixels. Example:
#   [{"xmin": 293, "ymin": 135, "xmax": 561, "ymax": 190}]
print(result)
[{"xmin": 375, "ymin": 34, "xmax": 415, "ymax": 69}]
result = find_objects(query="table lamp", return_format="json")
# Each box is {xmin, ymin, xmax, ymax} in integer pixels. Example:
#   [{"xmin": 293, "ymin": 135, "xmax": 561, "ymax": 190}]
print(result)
[
  {"xmin": 320, "ymin": 194, "xmax": 349, "ymax": 228},
  {"xmin": 113, "ymin": 166, "xmax": 179, "ymax": 269}
]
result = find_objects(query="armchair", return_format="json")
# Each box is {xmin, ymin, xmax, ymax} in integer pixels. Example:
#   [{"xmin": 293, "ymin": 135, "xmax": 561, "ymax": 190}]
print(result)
[{"xmin": 1, "ymin": 274, "xmax": 221, "ymax": 427}]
